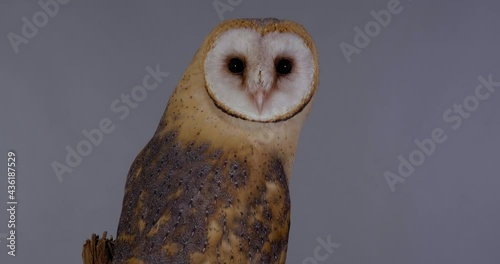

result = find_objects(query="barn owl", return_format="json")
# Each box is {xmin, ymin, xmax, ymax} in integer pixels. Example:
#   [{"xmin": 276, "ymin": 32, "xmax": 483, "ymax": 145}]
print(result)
[{"xmin": 112, "ymin": 18, "xmax": 319, "ymax": 264}]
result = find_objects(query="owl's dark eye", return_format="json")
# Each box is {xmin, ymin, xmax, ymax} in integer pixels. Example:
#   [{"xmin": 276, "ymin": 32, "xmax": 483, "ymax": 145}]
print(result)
[
  {"xmin": 227, "ymin": 58, "xmax": 245, "ymax": 74},
  {"xmin": 275, "ymin": 58, "xmax": 292, "ymax": 75}
]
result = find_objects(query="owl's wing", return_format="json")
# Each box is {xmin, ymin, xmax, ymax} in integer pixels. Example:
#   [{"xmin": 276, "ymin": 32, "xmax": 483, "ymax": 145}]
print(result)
[{"xmin": 113, "ymin": 129, "xmax": 290, "ymax": 263}]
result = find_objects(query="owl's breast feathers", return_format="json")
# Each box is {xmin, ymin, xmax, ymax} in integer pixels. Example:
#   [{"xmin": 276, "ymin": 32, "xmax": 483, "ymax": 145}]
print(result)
[{"xmin": 113, "ymin": 127, "xmax": 291, "ymax": 263}]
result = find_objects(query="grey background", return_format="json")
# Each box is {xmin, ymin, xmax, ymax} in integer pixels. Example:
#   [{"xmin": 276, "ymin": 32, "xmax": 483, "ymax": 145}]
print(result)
[{"xmin": 1, "ymin": 0, "xmax": 499, "ymax": 263}]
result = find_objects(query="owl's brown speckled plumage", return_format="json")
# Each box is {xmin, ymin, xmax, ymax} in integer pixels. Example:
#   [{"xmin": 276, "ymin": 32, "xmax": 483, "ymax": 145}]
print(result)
[{"xmin": 113, "ymin": 18, "xmax": 318, "ymax": 264}]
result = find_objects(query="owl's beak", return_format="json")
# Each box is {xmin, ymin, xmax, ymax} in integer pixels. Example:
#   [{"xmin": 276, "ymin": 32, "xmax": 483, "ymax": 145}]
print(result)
[{"xmin": 253, "ymin": 90, "xmax": 266, "ymax": 114}]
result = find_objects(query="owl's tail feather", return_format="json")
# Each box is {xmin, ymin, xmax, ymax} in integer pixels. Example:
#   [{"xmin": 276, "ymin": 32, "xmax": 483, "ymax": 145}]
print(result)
[{"xmin": 82, "ymin": 232, "xmax": 115, "ymax": 264}]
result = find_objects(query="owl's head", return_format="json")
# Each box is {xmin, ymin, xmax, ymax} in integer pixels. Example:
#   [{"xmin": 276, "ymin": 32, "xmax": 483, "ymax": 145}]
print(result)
[{"xmin": 202, "ymin": 18, "xmax": 319, "ymax": 123}]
